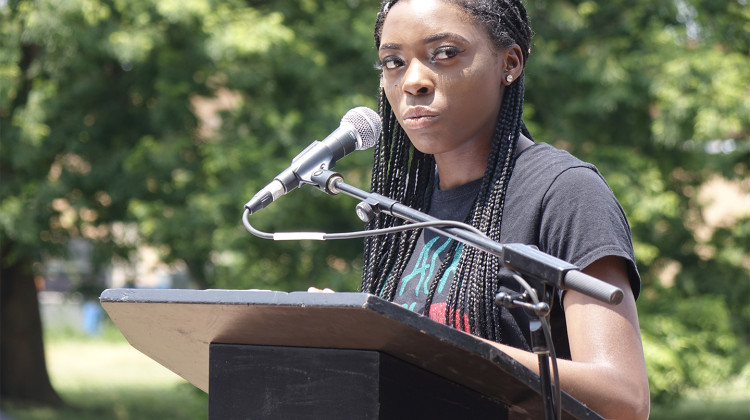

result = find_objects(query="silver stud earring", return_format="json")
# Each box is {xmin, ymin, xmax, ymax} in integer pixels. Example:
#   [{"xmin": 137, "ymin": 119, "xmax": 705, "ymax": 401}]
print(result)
[{"xmin": 506, "ymin": 74, "xmax": 514, "ymax": 83}]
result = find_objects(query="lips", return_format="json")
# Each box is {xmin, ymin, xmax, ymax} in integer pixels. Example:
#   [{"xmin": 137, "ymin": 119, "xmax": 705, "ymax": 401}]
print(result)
[{"xmin": 402, "ymin": 107, "xmax": 439, "ymax": 130}]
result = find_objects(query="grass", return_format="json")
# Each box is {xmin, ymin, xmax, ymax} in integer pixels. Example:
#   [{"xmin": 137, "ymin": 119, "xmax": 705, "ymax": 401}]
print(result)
[
  {"xmin": 3, "ymin": 322, "xmax": 749, "ymax": 419},
  {"xmin": 651, "ymin": 399, "xmax": 750, "ymax": 420},
  {"xmin": 3, "ymin": 323, "xmax": 208, "ymax": 420},
  {"xmin": 650, "ymin": 366, "xmax": 750, "ymax": 420}
]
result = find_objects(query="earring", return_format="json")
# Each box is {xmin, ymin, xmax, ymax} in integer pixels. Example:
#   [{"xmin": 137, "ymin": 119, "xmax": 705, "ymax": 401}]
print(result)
[{"xmin": 506, "ymin": 74, "xmax": 514, "ymax": 83}]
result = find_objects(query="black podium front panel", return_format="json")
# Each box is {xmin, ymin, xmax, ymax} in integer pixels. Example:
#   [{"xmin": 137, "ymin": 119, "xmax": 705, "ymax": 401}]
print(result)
[
  {"xmin": 101, "ymin": 289, "xmax": 603, "ymax": 419},
  {"xmin": 209, "ymin": 344, "xmax": 507, "ymax": 420}
]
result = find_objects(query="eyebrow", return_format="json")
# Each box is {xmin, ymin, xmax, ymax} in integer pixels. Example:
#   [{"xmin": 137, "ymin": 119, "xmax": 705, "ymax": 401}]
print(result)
[{"xmin": 379, "ymin": 32, "xmax": 470, "ymax": 51}]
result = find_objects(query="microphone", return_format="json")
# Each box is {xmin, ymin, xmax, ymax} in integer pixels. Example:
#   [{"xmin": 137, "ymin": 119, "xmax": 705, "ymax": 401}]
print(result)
[{"xmin": 244, "ymin": 106, "xmax": 381, "ymax": 215}]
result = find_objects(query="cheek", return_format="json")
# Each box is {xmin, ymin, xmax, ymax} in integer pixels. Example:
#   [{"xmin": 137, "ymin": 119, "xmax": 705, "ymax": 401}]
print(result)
[
  {"xmin": 383, "ymin": 84, "xmax": 397, "ymax": 103},
  {"xmin": 441, "ymin": 77, "xmax": 503, "ymax": 139},
  {"xmin": 447, "ymin": 75, "xmax": 501, "ymax": 115},
  {"xmin": 383, "ymin": 83, "xmax": 404, "ymax": 114},
  {"xmin": 471, "ymin": 68, "xmax": 502, "ymax": 106}
]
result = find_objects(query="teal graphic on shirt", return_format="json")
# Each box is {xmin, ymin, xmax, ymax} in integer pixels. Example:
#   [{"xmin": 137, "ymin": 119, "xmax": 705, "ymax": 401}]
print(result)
[{"xmin": 398, "ymin": 237, "xmax": 464, "ymax": 313}]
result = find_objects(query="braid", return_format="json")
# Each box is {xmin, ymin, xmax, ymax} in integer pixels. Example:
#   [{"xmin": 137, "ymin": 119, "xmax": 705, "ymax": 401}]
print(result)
[
  {"xmin": 361, "ymin": 87, "xmax": 436, "ymax": 298},
  {"xmin": 364, "ymin": 0, "xmax": 533, "ymax": 342}
]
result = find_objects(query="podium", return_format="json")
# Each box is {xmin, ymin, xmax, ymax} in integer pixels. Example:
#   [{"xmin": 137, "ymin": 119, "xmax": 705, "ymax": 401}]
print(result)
[{"xmin": 100, "ymin": 289, "xmax": 602, "ymax": 419}]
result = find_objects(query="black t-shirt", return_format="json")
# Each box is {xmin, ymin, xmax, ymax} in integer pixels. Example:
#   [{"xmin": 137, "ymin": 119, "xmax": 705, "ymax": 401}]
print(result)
[{"xmin": 392, "ymin": 143, "xmax": 640, "ymax": 358}]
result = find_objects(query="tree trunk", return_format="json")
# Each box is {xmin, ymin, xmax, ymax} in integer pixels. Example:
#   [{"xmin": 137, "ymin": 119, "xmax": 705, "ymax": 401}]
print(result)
[
  {"xmin": 186, "ymin": 258, "xmax": 210, "ymax": 290},
  {"xmin": 1, "ymin": 248, "xmax": 64, "ymax": 407}
]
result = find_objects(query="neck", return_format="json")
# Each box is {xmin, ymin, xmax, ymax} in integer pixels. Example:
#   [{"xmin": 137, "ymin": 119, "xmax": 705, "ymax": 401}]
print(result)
[{"xmin": 435, "ymin": 133, "xmax": 533, "ymax": 190}]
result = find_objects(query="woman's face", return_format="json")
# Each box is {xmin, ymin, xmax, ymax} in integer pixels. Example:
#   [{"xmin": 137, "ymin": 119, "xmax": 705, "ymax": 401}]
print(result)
[{"xmin": 378, "ymin": 0, "xmax": 506, "ymax": 159}]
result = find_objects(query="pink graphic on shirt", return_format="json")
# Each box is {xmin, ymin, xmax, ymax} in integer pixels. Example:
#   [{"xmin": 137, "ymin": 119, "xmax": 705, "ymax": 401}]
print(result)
[{"xmin": 427, "ymin": 302, "xmax": 471, "ymax": 333}]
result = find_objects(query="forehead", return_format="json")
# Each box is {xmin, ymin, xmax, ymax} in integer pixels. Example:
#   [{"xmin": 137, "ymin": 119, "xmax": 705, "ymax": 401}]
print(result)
[{"xmin": 380, "ymin": 0, "xmax": 482, "ymax": 44}]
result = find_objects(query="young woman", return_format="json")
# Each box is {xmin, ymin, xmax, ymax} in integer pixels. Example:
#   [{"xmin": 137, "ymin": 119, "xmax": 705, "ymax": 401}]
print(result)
[{"xmin": 315, "ymin": 0, "xmax": 649, "ymax": 418}]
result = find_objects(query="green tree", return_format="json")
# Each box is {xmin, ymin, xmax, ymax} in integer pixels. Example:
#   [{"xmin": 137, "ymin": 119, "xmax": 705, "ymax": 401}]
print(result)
[
  {"xmin": 1, "ymin": 0, "xmax": 378, "ymax": 405},
  {"xmin": 2, "ymin": 0, "xmax": 748, "ymax": 408},
  {"xmin": 524, "ymin": 0, "xmax": 750, "ymax": 403}
]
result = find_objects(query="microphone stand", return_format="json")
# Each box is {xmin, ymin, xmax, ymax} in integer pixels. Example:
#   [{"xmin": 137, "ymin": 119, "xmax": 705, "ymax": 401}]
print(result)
[
  {"xmin": 309, "ymin": 169, "xmax": 624, "ymax": 305},
  {"xmin": 245, "ymin": 169, "xmax": 623, "ymax": 420},
  {"xmin": 496, "ymin": 287, "xmax": 559, "ymax": 420},
  {"xmin": 309, "ymin": 169, "xmax": 624, "ymax": 420}
]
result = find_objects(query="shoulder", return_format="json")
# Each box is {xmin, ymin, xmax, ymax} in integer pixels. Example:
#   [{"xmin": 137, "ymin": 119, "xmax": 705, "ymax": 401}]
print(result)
[
  {"xmin": 504, "ymin": 142, "xmax": 640, "ymax": 296},
  {"xmin": 512, "ymin": 142, "xmax": 602, "ymax": 186},
  {"xmin": 508, "ymin": 142, "xmax": 613, "ymax": 208},
  {"xmin": 515, "ymin": 142, "xmax": 591, "ymax": 167},
  {"xmin": 516, "ymin": 144, "xmax": 623, "ymax": 219}
]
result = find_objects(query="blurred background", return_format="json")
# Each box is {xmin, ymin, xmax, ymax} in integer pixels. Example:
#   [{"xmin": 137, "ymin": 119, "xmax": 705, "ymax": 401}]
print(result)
[{"xmin": 1, "ymin": 0, "xmax": 748, "ymax": 418}]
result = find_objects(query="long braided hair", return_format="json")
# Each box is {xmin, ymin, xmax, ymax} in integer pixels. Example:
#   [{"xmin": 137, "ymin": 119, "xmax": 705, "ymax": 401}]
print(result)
[{"xmin": 362, "ymin": 0, "xmax": 533, "ymax": 342}]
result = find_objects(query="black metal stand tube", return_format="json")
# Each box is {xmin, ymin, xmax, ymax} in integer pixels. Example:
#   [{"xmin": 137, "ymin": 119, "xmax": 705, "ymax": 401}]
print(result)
[{"xmin": 530, "ymin": 319, "xmax": 557, "ymax": 420}]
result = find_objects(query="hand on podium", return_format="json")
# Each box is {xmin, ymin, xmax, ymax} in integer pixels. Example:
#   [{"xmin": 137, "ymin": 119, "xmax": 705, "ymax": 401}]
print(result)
[{"xmin": 307, "ymin": 287, "xmax": 335, "ymax": 293}]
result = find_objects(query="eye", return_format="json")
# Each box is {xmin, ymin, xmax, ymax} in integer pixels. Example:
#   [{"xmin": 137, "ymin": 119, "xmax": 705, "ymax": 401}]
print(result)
[
  {"xmin": 432, "ymin": 46, "xmax": 462, "ymax": 61},
  {"xmin": 378, "ymin": 56, "xmax": 405, "ymax": 70}
]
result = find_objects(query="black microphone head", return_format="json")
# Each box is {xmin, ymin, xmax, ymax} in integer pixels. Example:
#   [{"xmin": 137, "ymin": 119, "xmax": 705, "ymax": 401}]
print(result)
[{"xmin": 341, "ymin": 107, "xmax": 381, "ymax": 150}]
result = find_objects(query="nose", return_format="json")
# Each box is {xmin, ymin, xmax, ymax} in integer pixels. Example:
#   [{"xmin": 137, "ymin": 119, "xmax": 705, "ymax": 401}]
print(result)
[{"xmin": 402, "ymin": 59, "xmax": 434, "ymax": 96}]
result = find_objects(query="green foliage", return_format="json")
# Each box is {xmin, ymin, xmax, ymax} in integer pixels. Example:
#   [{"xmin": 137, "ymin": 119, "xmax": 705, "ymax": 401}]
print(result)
[
  {"xmin": 640, "ymin": 292, "xmax": 739, "ymax": 404},
  {"xmin": 525, "ymin": 0, "xmax": 750, "ymax": 403},
  {"xmin": 1, "ymin": 0, "xmax": 379, "ymax": 290},
  {"xmin": 2, "ymin": 0, "xmax": 749, "ymax": 406},
  {"xmin": 651, "ymin": 46, "xmax": 750, "ymax": 147}
]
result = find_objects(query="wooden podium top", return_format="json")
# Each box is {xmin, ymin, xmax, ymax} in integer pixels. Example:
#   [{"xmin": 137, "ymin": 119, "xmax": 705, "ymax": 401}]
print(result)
[{"xmin": 100, "ymin": 288, "xmax": 601, "ymax": 419}]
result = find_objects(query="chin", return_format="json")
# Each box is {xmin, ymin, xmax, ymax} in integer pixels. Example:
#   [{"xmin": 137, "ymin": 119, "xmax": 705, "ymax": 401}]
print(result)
[{"xmin": 406, "ymin": 138, "xmax": 440, "ymax": 155}]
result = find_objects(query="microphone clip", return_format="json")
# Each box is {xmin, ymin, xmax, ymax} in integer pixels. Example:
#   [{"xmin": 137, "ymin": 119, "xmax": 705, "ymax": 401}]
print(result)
[
  {"xmin": 310, "ymin": 169, "xmax": 345, "ymax": 196},
  {"xmin": 309, "ymin": 170, "xmax": 383, "ymax": 223}
]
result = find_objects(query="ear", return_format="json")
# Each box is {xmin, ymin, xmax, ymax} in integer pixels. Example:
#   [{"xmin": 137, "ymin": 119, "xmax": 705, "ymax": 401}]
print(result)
[{"xmin": 501, "ymin": 44, "xmax": 524, "ymax": 86}]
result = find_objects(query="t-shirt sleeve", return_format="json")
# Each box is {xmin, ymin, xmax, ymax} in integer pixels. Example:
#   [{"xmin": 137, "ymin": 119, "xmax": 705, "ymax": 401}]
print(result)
[{"xmin": 538, "ymin": 166, "xmax": 641, "ymax": 298}]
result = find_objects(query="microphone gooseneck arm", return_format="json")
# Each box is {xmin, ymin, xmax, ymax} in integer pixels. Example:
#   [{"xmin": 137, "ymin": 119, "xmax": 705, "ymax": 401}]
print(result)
[
  {"xmin": 241, "ymin": 168, "xmax": 619, "ymax": 420},
  {"xmin": 242, "ymin": 168, "xmax": 623, "ymax": 305},
  {"xmin": 315, "ymin": 170, "xmax": 624, "ymax": 305}
]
